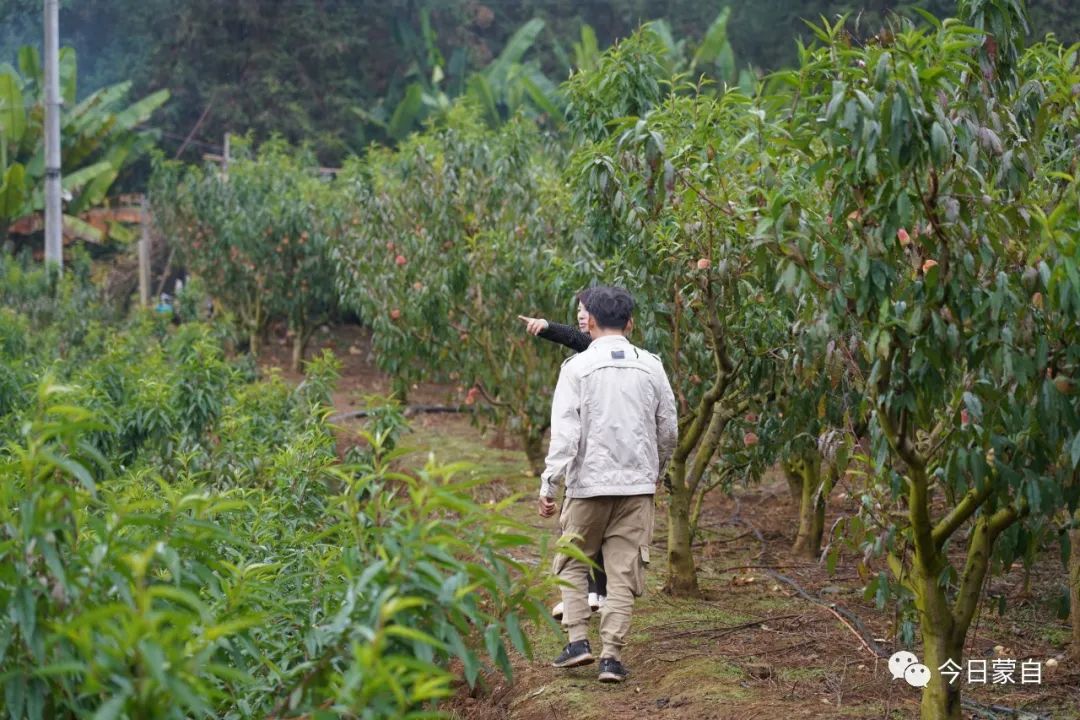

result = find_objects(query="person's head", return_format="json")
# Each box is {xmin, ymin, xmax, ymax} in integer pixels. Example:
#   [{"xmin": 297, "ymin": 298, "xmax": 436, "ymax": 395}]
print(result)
[
  {"xmin": 582, "ymin": 286, "xmax": 635, "ymax": 336},
  {"xmin": 575, "ymin": 288, "xmax": 594, "ymax": 332}
]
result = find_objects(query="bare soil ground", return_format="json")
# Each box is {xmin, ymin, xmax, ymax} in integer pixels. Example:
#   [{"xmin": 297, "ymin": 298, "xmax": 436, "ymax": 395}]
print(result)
[{"xmin": 268, "ymin": 327, "xmax": 1080, "ymax": 720}]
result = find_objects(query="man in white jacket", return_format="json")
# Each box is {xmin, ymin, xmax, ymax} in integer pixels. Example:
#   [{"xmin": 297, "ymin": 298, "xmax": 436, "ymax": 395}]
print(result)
[{"xmin": 538, "ymin": 286, "xmax": 678, "ymax": 683}]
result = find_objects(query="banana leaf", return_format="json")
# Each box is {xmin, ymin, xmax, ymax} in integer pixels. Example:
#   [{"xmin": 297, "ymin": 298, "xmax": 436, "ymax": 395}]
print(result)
[
  {"xmin": 17, "ymin": 46, "xmax": 40, "ymax": 88},
  {"xmin": 388, "ymin": 83, "xmax": 425, "ymax": 140},
  {"xmin": 62, "ymin": 161, "xmax": 114, "ymax": 194},
  {"xmin": 572, "ymin": 24, "xmax": 600, "ymax": 73},
  {"xmin": 0, "ymin": 163, "xmax": 28, "ymax": 222},
  {"xmin": 487, "ymin": 19, "xmax": 545, "ymax": 87},
  {"xmin": 466, "ymin": 75, "xmax": 499, "ymax": 128},
  {"xmin": 520, "ymin": 70, "xmax": 565, "ymax": 125},
  {"xmin": 114, "ymin": 89, "xmax": 169, "ymax": 131},
  {"xmin": 0, "ymin": 70, "xmax": 26, "ymax": 146},
  {"xmin": 692, "ymin": 9, "xmax": 733, "ymax": 71},
  {"xmin": 62, "ymin": 213, "xmax": 104, "ymax": 244},
  {"xmin": 59, "ymin": 47, "xmax": 76, "ymax": 106}
]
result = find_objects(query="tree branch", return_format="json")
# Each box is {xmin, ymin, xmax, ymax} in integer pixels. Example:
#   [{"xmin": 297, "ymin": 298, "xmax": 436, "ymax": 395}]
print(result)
[
  {"xmin": 907, "ymin": 463, "xmax": 939, "ymax": 574},
  {"xmin": 988, "ymin": 501, "xmax": 1025, "ymax": 539},
  {"xmin": 932, "ymin": 482, "xmax": 995, "ymax": 549},
  {"xmin": 687, "ymin": 403, "xmax": 733, "ymax": 496}
]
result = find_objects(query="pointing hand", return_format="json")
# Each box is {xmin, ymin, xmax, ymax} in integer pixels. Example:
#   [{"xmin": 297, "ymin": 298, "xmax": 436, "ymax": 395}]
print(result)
[{"xmin": 518, "ymin": 315, "xmax": 549, "ymax": 336}]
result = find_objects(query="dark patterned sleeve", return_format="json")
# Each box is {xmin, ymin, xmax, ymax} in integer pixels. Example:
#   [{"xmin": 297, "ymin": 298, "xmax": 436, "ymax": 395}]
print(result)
[{"xmin": 537, "ymin": 321, "xmax": 592, "ymax": 353}]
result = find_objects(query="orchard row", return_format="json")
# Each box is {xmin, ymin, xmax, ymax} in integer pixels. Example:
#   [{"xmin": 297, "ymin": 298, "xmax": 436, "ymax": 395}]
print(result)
[{"xmin": 152, "ymin": 7, "xmax": 1080, "ymax": 718}]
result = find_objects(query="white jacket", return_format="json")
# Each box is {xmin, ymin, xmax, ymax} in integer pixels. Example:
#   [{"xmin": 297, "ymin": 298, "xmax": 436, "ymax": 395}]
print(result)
[{"xmin": 540, "ymin": 335, "xmax": 678, "ymax": 499}]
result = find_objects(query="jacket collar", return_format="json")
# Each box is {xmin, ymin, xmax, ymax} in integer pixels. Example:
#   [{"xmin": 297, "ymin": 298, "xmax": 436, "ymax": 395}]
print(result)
[{"xmin": 590, "ymin": 334, "xmax": 629, "ymax": 347}]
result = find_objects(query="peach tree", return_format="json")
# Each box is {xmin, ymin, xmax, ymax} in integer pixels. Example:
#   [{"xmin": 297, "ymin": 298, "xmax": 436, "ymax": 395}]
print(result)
[
  {"xmin": 151, "ymin": 140, "xmax": 339, "ymax": 368},
  {"xmin": 775, "ymin": 5, "xmax": 1080, "ymax": 717},
  {"xmin": 566, "ymin": 37, "xmax": 795, "ymax": 595},
  {"xmin": 332, "ymin": 108, "xmax": 580, "ymax": 472}
]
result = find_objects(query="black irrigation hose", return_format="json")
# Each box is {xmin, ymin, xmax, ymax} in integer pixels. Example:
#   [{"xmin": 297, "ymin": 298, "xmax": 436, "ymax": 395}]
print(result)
[
  {"xmin": 960, "ymin": 699, "xmax": 1051, "ymax": 720},
  {"xmin": 328, "ymin": 404, "xmax": 465, "ymax": 423}
]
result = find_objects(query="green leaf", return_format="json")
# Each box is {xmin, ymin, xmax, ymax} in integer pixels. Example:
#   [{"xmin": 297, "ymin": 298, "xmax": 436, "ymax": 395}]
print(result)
[
  {"xmin": 388, "ymin": 83, "xmax": 424, "ymax": 140},
  {"xmin": 519, "ymin": 71, "xmax": 564, "ymax": 124},
  {"xmin": 466, "ymin": 74, "xmax": 499, "ymax": 127},
  {"xmin": 0, "ymin": 69, "xmax": 26, "ymax": 145},
  {"xmin": 962, "ymin": 392, "xmax": 983, "ymax": 423},
  {"xmin": 17, "ymin": 46, "xmax": 40, "ymax": 83},
  {"xmin": 62, "ymin": 161, "xmax": 115, "ymax": 193},
  {"xmin": 505, "ymin": 612, "xmax": 527, "ymax": 655},
  {"xmin": 203, "ymin": 615, "xmax": 265, "ymax": 642},
  {"xmin": 90, "ymin": 692, "xmax": 129, "ymax": 720},
  {"xmin": 114, "ymin": 89, "xmax": 169, "ymax": 130},
  {"xmin": 59, "ymin": 47, "xmax": 76, "ymax": 105},
  {"xmin": 692, "ymin": 8, "xmax": 732, "ymax": 71},
  {"xmin": 1070, "ymin": 431, "xmax": 1080, "ymax": 469},
  {"xmin": 59, "ymin": 214, "xmax": 105, "ymax": 244},
  {"xmin": 384, "ymin": 624, "xmax": 445, "ymax": 649},
  {"xmin": 0, "ymin": 163, "xmax": 28, "ymax": 221},
  {"xmin": 41, "ymin": 449, "xmax": 97, "ymax": 492},
  {"xmin": 930, "ymin": 122, "xmax": 949, "ymax": 164},
  {"xmin": 147, "ymin": 585, "xmax": 210, "ymax": 619},
  {"xmin": 488, "ymin": 19, "xmax": 545, "ymax": 85}
]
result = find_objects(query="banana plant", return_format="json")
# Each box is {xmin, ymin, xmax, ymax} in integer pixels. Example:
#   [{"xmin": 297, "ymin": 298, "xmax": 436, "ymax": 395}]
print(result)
[
  {"xmin": 365, "ymin": 15, "xmax": 565, "ymax": 141},
  {"xmin": 0, "ymin": 46, "xmax": 168, "ymax": 244}
]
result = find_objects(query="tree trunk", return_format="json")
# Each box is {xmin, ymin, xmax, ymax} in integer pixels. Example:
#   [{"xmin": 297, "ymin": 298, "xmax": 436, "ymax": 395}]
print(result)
[
  {"xmin": 783, "ymin": 460, "xmax": 802, "ymax": 504},
  {"xmin": 913, "ymin": 564, "xmax": 964, "ymax": 720},
  {"xmin": 522, "ymin": 431, "xmax": 545, "ymax": 477},
  {"xmin": 290, "ymin": 326, "xmax": 308, "ymax": 372},
  {"xmin": 919, "ymin": 618, "xmax": 964, "ymax": 720},
  {"xmin": 665, "ymin": 481, "xmax": 700, "ymax": 597},
  {"xmin": 1071, "ymin": 518, "xmax": 1080, "ymax": 662},
  {"xmin": 249, "ymin": 330, "xmax": 261, "ymax": 357},
  {"xmin": 910, "ymin": 513, "xmax": 1001, "ymax": 720},
  {"xmin": 792, "ymin": 454, "xmax": 825, "ymax": 558},
  {"xmin": 391, "ymin": 380, "xmax": 409, "ymax": 403}
]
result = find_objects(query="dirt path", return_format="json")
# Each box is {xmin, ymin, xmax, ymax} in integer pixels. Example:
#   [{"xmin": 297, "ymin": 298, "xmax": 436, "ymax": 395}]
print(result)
[{"xmin": 273, "ymin": 328, "xmax": 1080, "ymax": 720}]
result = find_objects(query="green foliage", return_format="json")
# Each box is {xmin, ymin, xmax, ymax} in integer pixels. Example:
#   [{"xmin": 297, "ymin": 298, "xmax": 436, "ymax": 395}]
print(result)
[
  {"xmin": 4, "ymin": 1, "xmax": 1078, "ymax": 165},
  {"xmin": 567, "ymin": 43, "xmax": 796, "ymax": 591},
  {"xmin": 782, "ymin": 7, "xmax": 1080, "ymax": 557},
  {"xmin": 0, "ymin": 45, "xmax": 167, "ymax": 242},
  {"xmin": 8, "ymin": 3, "xmax": 1080, "ymax": 715},
  {"xmin": 0, "ymin": 248, "xmax": 113, "ymax": 359},
  {"xmin": 380, "ymin": 16, "xmax": 565, "ymax": 138},
  {"xmin": 564, "ymin": 26, "xmax": 672, "ymax": 142},
  {"xmin": 768, "ymin": 5, "xmax": 1080, "ymax": 714},
  {"xmin": 332, "ymin": 106, "xmax": 581, "ymax": 472},
  {"xmin": 150, "ymin": 139, "xmax": 341, "ymax": 368},
  {"xmin": 0, "ymin": 284, "xmax": 558, "ymax": 719}
]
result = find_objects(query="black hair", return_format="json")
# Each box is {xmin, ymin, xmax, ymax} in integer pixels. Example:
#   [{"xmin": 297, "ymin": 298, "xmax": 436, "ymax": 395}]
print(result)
[
  {"xmin": 575, "ymin": 287, "xmax": 595, "ymax": 307},
  {"xmin": 581, "ymin": 286, "xmax": 634, "ymax": 330}
]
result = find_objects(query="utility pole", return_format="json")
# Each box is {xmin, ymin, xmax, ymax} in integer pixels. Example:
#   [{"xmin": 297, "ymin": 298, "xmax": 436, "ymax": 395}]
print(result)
[
  {"xmin": 43, "ymin": 0, "xmax": 63, "ymax": 271},
  {"xmin": 223, "ymin": 132, "xmax": 231, "ymax": 176},
  {"xmin": 138, "ymin": 197, "xmax": 151, "ymax": 307}
]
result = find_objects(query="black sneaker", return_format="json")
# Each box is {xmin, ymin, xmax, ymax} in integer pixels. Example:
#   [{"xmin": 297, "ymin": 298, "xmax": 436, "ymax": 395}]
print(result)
[
  {"xmin": 598, "ymin": 657, "xmax": 628, "ymax": 683},
  {"xmin": 552, "ymin": 640, "xmax": 594, "ymax": 668}
]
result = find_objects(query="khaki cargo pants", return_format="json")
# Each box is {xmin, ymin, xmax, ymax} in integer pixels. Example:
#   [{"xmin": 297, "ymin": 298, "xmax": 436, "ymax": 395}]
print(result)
[{"xmin": 552, "ymin": 494, "xmax": 654, "ymax": 662}]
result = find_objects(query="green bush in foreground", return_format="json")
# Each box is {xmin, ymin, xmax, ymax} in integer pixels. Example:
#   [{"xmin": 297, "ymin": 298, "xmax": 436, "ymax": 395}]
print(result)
[{"xmin": 0, "ymin": 298, "xmax": 556, "ymax": 719}]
